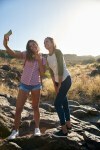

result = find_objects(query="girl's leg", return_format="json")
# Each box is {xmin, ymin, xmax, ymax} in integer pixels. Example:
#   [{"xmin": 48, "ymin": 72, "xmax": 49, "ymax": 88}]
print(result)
[
  {"xmin": 54, "ymin": 93, "xmax": 67, "ymax": 134},
  {"xmin": 63, "ymin": 97, "xmax": 72, "ymax": 128},
  {"xmin": 61, "ymin": 76, "xmax": 72, "ymax": 128},
  {"xmin": 63, "ymin": 97, "xmax": 70, "ymax": 121},
  {"xmin": 31, "ymin": 89, "xmax": 40, "ymax": 128},
  {"xmin": 54, "ymin": 76, "xmax": 71, "ymax": 133},
  {"xmin": 54, "ymin": 97, "xmax": 65, "ymax": 125},
  {"xmin": 14, "ymin": 89, "xmax": 29, "ymax": 130}
]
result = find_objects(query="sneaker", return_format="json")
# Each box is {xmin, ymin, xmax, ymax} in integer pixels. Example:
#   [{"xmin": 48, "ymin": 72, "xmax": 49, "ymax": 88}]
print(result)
[
  {"xmin": 34, "ymin": 128, "xmax": 41, "ymax": 136},
  {"xmin": 7, "ymin": 130, "xmax": 19, "ymax": 140},
  {"xmin": 52, "ymin": 130, "xmax": 68, "ymax": 138}
]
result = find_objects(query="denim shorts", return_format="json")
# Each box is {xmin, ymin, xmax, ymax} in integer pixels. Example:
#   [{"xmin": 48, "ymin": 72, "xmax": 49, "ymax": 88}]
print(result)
[{"xmin": 19, "ymin": 83, "xmax": 42, "ymax": 92}]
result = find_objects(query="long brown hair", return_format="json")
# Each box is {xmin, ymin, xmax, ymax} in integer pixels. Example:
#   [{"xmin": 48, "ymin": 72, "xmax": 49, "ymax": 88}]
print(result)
[{"xmin": 26, "ymin": 40, "xmax": 39, "ymax": 61}]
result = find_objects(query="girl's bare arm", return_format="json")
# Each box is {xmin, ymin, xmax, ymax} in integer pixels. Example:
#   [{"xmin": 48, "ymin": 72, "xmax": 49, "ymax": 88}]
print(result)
[{"xmin": 3, "ymin": 35, "xmax": 23, "ymax": 59}]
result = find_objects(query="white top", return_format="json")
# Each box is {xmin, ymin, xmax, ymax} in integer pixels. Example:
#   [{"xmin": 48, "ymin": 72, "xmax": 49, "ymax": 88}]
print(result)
[{"xmin": 47, "ymin": 53, "xmax": 70, "ymax": 82}]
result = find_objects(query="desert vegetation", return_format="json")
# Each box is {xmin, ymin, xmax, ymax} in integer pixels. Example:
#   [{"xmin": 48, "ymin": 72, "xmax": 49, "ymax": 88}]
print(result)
[
  {"xmin": 0, "ymin": 54, "xmax": 100, "ymax": 150},
  {"xmin": 43, "ymin": 63, "xmax": 100, "ymax": 104},
  {"xmin": 0, "ymin": 54, "xmax": 100, "ymax": 105}
]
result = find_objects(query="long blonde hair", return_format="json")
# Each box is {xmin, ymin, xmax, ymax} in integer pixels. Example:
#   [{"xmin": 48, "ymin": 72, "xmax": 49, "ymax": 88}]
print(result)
[{"xmin": 44, "ymin": 37, "xmax": 57, "ymax": 49}]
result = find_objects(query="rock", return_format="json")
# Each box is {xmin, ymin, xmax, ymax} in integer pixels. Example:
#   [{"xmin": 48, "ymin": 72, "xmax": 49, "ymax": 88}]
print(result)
[
  {"xmin": 0, "ymin": 95, "xmax": 100, "ymax": 150},
  {"xmin": 72, "ymin": 109, "xmax": 88, "ymax": 118},
  {"xmin": 80, "ymin": 105, "xmax": 100, "ymax": 116},
  {"xmin": 0, "ymin": 114, "xmax": 11, "ymax": 138},
  {"xmin": 69, "ymin": 100, "xmax": 80, "ymax": 106},
  {"xmin": 0, "ymin": 142, "xmax": 22, "ymax": 150},
  {"xmin": 0, "ymin": 134, "xmax": 86, "ymax": 150},
  {"xmin": 90, "ymin": 69, "xmax": 100, "ymax": 76},
  {"xmin": 1, "ymin": 65, "xmax": 11, "ymax": 71},
  {"xmin": 40, "ymin": 103, "xmax": 55, "ymax": 112},
  {"xmin": 69, "ymin": 105, "xmax": 81, "ymax": 113},
  {"xmin": 83, "ymin": 131, "xmax": 100, "ymax": 150}
]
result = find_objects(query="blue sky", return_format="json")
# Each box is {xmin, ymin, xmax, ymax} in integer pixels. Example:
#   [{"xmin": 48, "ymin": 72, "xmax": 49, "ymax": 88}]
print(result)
[{"xmin": 0, "ymin": 0, "xmax": 100, "ymax": 56}]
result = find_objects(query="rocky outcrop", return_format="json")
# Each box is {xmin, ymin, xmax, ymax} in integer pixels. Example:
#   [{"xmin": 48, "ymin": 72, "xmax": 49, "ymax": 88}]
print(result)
[
  {"xmin": 0, "ymin": 65, "xmax": 21, "ymax": 85},
  {"xmin": 89, "ymin": 65, "xmax": 100, "ymax": 76},
  {"xmin": 0, "ymin": 95, "xmax": 100, "ymax": 150}
]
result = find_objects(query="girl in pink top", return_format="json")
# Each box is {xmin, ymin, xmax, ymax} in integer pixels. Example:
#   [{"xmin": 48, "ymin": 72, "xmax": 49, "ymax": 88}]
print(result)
[{"xmin": 3, "ymin": 34, "xmax": 46, "ymax": 139}]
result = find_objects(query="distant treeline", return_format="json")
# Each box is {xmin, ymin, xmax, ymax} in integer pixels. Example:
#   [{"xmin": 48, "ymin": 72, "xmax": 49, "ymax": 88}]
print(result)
[
  {"xmin": 0, "ymin": 49, "xmax": 16, "ymax": 59},
  {"xmin": 0, "ymin": 49, "xmax": 100, "ymax": 65},
  {"xmin": 64, "ymin": 54, "xmax": 100, "ymax": 65}
]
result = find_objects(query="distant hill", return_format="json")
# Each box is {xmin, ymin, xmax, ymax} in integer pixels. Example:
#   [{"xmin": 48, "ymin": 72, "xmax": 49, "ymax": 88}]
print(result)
[
  {"xmin": 63, "ymin": 54, "xmax": 100, "ymax": 65},
  {"xmin": 0, "ymin": 49, "xmax": 100, "ymax": 65},
  {"xmin": 0, "ymin": 49, "xmax": 19, "ymax": 58}
]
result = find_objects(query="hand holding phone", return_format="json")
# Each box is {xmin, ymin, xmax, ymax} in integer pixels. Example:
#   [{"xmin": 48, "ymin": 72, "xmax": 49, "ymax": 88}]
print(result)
[
  {"xmin": 4, "ymin": 30, "xmax": 12, "ymax": 46},
  {"xmin": 5, "ymin": 30, "xmax": 12, "ymax": 37}
]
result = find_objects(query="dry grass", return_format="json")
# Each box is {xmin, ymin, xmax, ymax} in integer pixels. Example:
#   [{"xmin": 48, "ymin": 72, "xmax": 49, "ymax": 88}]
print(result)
[
  {"xmin": 0, "ymin": 83, "xmax": 18, "ymax": 97},
  {"xmin": 0, "ymin": 57, "xmax": 100, "ymax": 103},
  {"xmin": 42, "ymin": 64, "xmax": 100, "ymax": 102},
  {"xmin": 68, "ymin": 75, "xmax": 100, "ymax": 101},
  {"xmin": 0, "ymin": 58, "xmax": 24, "ymax": 71}
]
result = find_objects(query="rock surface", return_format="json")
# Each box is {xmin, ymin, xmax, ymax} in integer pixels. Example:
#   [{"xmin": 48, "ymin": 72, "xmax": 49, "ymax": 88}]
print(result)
[{"xmin": 0, "ymin": 94, "xmax": 100, "ymax": 150}]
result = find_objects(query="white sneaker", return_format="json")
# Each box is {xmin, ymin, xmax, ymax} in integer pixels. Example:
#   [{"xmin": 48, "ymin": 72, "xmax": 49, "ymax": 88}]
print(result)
[
  {"xmin": 34, "ymin": 128, "xmax": 41, "ymax": 136},
  {"xmin": 7, "ymin": 130, "xmax": 19, "ymax": 140}
]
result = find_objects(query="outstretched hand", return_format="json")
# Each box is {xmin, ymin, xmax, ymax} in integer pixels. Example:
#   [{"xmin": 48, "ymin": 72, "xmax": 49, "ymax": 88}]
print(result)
[{"xmin": 3, "ymin": 34, "xmax": 9, "ymax": 47}]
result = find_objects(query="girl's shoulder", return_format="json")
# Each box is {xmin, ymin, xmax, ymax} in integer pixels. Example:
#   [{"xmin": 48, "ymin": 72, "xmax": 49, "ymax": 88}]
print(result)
[
  {"xmin": 55, "ymin": 49, "xmax": 61, "ymax": 52},
  {"xmin": 55, "ymin": 49, "xmax": 63, "ymax": 55}
]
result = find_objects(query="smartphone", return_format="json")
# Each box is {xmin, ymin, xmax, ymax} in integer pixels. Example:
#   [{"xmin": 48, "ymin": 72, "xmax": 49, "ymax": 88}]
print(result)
[{"xmin": 5, "ymin": 30, "xmax": 12, "ymax": 36}]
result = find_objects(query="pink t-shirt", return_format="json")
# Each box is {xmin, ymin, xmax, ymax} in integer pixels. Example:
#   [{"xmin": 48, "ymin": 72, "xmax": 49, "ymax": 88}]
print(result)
[{"xmin": 20, "ymin": 52, "xmax": 46, "ymax": 85}]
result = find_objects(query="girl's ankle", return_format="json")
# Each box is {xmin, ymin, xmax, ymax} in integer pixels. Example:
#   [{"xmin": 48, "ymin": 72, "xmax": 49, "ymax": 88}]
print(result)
[{"xmin": 62, "ymin": 125, "xmax": 68, "ymax": 134}]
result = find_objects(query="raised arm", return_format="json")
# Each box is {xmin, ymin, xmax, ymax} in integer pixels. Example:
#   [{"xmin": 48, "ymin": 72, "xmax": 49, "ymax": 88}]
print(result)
[{"xmin": 3, "ymin": 35, "xmax": 23, "ymax": 59}]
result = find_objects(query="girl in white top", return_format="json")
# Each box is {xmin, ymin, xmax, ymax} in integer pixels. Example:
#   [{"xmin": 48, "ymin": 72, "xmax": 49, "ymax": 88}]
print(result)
[{"xmin": 44, "ymin": 37, "xmax": 72, "ymax": 138}]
